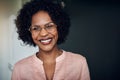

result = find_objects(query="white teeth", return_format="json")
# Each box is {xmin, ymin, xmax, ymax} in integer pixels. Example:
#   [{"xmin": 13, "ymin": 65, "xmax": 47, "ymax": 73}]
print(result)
[{"xmin": 40, "ymin": 39, "xmax": 51, "ymax": 43}]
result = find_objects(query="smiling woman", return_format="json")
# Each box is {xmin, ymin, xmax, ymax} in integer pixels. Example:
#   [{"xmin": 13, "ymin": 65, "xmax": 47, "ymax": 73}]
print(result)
[
  {"xmin": 30, "ymin": 11, "xmax": 59, "ymax": 52},
  {"xmin": 11, "ymin": 0, "xmax": 90, "ymax": 80}
]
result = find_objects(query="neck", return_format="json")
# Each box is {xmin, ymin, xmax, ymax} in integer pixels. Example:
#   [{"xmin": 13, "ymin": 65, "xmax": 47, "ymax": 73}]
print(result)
[{"xmin": 37, "ymin": 47, "xmax": 62, "ymax": 63}]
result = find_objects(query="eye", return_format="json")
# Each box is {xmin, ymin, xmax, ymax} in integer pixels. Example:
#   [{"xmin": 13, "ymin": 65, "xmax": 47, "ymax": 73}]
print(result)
[
  {"xmin": 31, "ymin": 26, "xmax": 40, "ymax": 31},
  {"xmin": 45, "ymin": 22, "xmax": 56, "ymax": 29},
  {"xmin": 33, "ymin": 27, "xmax": 39, "ymax": 30},
  {"xmin": 46, "ymin": 25, "xmax": 53, "ymax": 29}
]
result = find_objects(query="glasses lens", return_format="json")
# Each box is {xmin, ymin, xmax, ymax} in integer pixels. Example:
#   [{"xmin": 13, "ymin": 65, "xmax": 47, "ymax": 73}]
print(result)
[{"xmin": 29, "ymin": 22, "xmax": 57, "ymax": 33}]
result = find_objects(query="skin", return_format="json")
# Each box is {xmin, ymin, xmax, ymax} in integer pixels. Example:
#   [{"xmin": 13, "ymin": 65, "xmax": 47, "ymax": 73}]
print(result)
[{"xmin": 31, "ymin": 11, "xmax": 62, "ymax": 80}]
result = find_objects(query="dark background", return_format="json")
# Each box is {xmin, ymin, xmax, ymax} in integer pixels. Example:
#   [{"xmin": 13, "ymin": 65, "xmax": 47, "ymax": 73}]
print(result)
[{"xmin": 59, "ymin": 0, "xmax": 120, "ymax": 80}]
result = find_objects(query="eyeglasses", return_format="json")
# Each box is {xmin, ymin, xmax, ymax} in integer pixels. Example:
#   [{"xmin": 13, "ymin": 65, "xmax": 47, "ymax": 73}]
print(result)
[{"xmin": 29, "ymin": 22, "xmax": 57, "ymax": 33}]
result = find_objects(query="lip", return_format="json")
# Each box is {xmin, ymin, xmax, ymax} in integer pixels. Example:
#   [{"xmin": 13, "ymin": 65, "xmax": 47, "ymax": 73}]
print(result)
[{"xmin": 39, "ymin": 38, "xmax": 52, "ymax": 45}]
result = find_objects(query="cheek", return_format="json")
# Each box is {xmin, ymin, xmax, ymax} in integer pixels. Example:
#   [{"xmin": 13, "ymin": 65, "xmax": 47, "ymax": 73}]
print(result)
[
  {"xmin": 53, "ymin": 29, "xmax": 58, "ymax": 39},
  {"xmin": 54, "ymin": 32, "xmax": 59, "ymax": 43},
  {"xmin": 31, "ymin": 33, "xmax": 38, "ymax": 40}
]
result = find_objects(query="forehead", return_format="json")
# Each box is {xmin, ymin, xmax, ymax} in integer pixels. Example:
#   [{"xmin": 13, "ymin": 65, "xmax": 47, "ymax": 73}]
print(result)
[{"xmin": 31, "ymin": 11, "xmax": 52, "ymax": 25}]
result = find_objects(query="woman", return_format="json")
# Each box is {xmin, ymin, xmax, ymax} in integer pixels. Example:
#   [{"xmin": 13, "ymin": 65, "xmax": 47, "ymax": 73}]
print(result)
[{"xmin": 11, "ymin": 0, "xmax": 90, "ymax": 80}]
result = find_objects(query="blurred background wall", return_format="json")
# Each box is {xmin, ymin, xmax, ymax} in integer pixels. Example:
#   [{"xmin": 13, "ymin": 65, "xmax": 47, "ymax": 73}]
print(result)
[
  {"xmin": 60, "ymin": 0, "xmax": 120, "ymax": 80},
  {"xmin": 0, "ymin": 0, "xmax": 32, "ymax": 80},
  {"xmin": 0, "ymin": 1, "xmax": 20, "ymax": 80},
  {"xmin": 0, "ymin": 0, "xmax": 120, "ymax": 80}
]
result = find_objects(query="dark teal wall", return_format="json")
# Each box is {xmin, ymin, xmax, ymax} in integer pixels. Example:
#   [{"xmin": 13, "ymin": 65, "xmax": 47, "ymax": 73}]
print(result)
[{"xmin": 59, "ymin": 0, "xmax": 120, "ymax": 80}]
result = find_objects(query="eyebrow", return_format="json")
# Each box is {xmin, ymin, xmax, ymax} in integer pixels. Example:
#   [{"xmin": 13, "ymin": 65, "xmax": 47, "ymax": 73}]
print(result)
[{"xmin": 31, "ymin": 22, "xmax": 54, "ymax": 27}]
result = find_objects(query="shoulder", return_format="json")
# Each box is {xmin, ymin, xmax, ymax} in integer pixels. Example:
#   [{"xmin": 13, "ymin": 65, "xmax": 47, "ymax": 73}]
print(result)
[
  {"xmin": 64, "ymin": 50, "xmax": 86, "ymax": 60},
  {"xmin": 14, "ymin": 54, "xmax": 35, "ymax": 68},
  {"xmin": 63, "ymin": 50, "xmax": 87, "ymax": 64}
]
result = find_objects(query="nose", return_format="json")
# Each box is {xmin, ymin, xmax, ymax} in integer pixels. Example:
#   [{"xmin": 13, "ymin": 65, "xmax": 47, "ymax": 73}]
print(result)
[{"xmin": 39, "ymin": 28, "xmax": 49, "ymax": 36}]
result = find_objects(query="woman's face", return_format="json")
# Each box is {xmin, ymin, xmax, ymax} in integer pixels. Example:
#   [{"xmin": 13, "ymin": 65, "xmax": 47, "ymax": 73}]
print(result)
[{"xmin": 30, "ymin": 11, "xmax": 58, "ymax": 52}]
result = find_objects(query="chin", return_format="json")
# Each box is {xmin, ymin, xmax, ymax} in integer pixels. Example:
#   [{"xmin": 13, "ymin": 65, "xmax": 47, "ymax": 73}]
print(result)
[{"xmin": 39, "ymin": 44, "xmax": 57, "ymax": 52}]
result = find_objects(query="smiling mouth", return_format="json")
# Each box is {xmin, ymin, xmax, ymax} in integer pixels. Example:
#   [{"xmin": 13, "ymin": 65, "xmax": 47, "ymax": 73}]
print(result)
[{"xmin": 40, "ymin": 38, "xmax": 52, "ymax": 45}]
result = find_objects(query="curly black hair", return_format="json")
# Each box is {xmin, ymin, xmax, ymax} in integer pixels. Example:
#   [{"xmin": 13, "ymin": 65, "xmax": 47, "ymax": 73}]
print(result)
[{"xmin": 15, "ymin": 0, "xmax": 70, "ymax": 46}]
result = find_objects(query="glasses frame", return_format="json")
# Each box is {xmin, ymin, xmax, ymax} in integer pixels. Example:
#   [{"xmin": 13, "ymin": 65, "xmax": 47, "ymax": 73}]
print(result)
[{"xmin": 29, "ymin": 22, "xmax": 57, "ymax": 33}]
